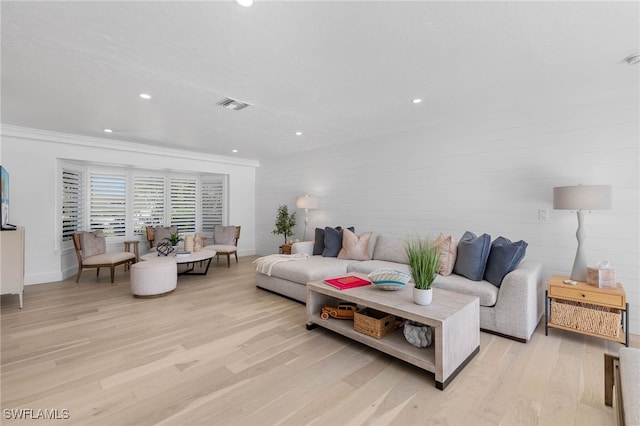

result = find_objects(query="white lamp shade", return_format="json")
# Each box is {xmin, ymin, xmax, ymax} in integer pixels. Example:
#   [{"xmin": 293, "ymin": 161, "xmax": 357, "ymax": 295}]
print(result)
[
  {"xmin": 296, "ymin": 195, "xmax": 318, "ymax": 210},
  {"xmin": 553, "ymin": 185, "xmax": 612, "ymax": 210}
]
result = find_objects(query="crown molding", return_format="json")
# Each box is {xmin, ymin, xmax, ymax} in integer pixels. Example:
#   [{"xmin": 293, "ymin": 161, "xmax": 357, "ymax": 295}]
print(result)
[{"xmin": 0, "ymin": 124, "xmax": 260, "ymax": 168}]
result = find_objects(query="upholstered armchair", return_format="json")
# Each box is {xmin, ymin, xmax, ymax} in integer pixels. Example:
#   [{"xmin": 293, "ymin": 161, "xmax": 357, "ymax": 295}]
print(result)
[
  {"xmin": 206, "ymin": 226, "xmax": 241, "ymax": 267},
  {"xmin": 72, "ymin": 231, "xmax": 136, "ymax": 283}
]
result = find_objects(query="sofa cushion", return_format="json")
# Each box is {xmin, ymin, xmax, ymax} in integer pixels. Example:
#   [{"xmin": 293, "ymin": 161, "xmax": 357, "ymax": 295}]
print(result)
[
  {"xmin": 322, "ymin": 226, "xmax": 354, "ymax": 257},
  {"xmin": 367, "ymin": 234, "xmax": 378, "ymax": 260},
  {"xmin": 453, "ymin": 231, "xmax": 491, "ymax": 281},
  {"xmin": 435, "ymin": 234, "xmax": 457, "ymax": 276},
  {"xmin": 80, "ymin": 230, "xmax": 106, "ymax": 259},
  {"xmin": 372, "ymin": 236, "xmax": 409, "ymax": 264},
  {"xmin": 484, "ymin": 237, "xmax": 528, "ymax": 287},
  {"xmin": 338, "ymin": 230, "xmax": 372, "ymax": 261},
  {"xmin": 347, "ymin": 260, "xmax": 412, "ymax": 276},
  {"xmin": 268, "ymin": 255, "xmax": 353, "ymax": 283},
  {"xmin": 83, "ymin": 251, "xmax": 136, "ymax": 265},
  {"xmin": 432, "ymin": 274, "xmax": 499, "ymax": 307}
]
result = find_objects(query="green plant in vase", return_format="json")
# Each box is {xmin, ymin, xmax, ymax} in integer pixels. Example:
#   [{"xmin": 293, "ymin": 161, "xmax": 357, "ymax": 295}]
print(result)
[
  {"xmin": 165, "ymin": 232, "xmax": 183, "ymax": 247},
  {"xmin": 405, "ymin": 237, "xmax": 440, "ymax": 305},
  {"xmin": 272, "ymin": 204, "xmax": 296, "ymax": 244}
]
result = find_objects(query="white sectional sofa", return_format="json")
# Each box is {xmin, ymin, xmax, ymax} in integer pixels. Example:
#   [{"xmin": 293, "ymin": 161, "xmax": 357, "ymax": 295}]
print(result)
[{"xmin": 255, "ymin": 235, "xmax": 544, "ymax": 342}]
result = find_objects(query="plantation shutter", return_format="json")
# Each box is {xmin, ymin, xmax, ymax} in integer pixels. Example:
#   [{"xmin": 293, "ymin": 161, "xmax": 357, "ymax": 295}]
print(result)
[
  {"xmin": 201, "ymin": 182, "xmax": 224, "ymax": 234},
  {"xmin": 61, "ymin": 168, "xmax": 84, "ymax": 241},
  {"xmin": 170, "ymin": 176, "xmax": 197, "ymax": 233},
  {"xmin": 132, "ymin": 175, "xmax": 165, "ymax": 235},
  {"xmin": 89, "ymin": 173, "xmax": 126, "ymax": 237}
]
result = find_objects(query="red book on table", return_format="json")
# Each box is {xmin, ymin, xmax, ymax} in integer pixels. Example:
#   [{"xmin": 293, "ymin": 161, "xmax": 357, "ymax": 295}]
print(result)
[{"xmin": 323, "ymin": 275, "xmax": 371, "ymax": 290}]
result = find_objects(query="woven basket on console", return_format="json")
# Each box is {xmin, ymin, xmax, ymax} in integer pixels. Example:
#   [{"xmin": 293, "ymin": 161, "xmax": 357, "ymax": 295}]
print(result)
[{"xmin": 550, "ymin": 299, "xmax": 621, "ymax": 338}]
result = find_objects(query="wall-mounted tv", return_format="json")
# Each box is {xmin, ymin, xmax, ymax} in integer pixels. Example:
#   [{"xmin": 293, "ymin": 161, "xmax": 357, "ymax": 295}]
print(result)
[{"xmin": 1, "ymin": 165, "xmax": 13, "ymax": 229}]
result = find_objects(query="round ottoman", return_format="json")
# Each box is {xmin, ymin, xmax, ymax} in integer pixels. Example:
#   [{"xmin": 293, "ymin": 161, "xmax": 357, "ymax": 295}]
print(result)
[{"xmin": 131, "ymin": 258, "xmax": 177, "ymax": 298}]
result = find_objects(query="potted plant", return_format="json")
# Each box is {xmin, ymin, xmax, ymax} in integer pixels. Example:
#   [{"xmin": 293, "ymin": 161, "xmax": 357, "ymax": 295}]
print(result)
[
  {"xmin": 405, "ymin": 237, "xmax": 440, "ymax": 305},
  {"xmin": 164, "ymin": 232, "xmax": 183, "ymax": 248},
  {"xmin": 272, "ymin": 204, "xmax": 296, "ymax": 245}
]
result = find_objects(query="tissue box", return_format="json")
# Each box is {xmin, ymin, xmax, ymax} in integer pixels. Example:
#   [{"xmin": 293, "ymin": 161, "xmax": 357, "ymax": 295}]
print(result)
[{"xmin": 586, "ymin": 267, "xmax": 617, "ymax": 288}]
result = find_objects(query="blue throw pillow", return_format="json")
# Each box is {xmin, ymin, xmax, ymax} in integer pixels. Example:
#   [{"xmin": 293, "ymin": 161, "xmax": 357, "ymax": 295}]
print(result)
[
  {"xmin": 322, "ymin": 226, "xmax": 354, "ymax": 257},
  {"xmin": 314, "ymin": 226, "xmax": 343, "ymax": 255},
  {"xmin": 484, "ymin": 237, "xmax": 528, "ymax": 287},
  {"xmin": 313, "ymin": 228, "xmax": 326, "ymax": 255},
  {"xmin": 453, "ymin": 231, "xmax": 491, "ymax": 281}
]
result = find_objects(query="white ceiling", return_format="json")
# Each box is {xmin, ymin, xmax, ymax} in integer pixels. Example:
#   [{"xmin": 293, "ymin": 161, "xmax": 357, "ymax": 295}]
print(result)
[{"xmin": 1, "ymin": 1, "xmax": 638, "ymax": 161}]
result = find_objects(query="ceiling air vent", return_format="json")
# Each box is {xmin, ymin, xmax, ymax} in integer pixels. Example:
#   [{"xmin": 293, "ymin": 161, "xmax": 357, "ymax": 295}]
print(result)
[{"xmin": 216, "ymin": 97, "xmax": 251, "ymax": 111}]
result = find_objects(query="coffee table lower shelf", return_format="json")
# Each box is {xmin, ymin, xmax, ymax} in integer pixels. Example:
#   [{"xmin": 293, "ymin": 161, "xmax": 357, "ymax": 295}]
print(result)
[{"xmin": 306, "ymin": 277, "xmax": 480, "ymax": 390}]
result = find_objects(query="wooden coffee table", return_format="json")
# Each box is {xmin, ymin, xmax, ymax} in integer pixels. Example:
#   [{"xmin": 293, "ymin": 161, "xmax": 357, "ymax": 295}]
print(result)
[
  {"xmin": 306, "ymin": 273, "xmax": 479, "ymax": 390},
  {"xmin": 140, "ymin": 248, "xmax": 216, "ymax": 275}
]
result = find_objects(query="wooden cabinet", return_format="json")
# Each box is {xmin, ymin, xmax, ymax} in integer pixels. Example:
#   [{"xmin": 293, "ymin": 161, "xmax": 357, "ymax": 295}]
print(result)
[
  {"xmin": 1, "ymin": 226, "xmax": 25, "ymax": 308},
  {"xmin": 545, "ymin": 274, "xmax": 628, "ymax": 346}
]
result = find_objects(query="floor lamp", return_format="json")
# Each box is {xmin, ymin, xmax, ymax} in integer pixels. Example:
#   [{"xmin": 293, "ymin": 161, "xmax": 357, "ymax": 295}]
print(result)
[
  {"xmin": 296, "ymin": 194, "xmax": 318, "ymax": 241},
  {"xmin": 553, "ymin": 184, "xmax": 612, "ymax": 282}
]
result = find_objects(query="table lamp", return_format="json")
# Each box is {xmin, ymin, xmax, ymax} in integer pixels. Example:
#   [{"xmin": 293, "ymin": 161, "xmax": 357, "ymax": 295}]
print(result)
[{"xmin": 553, "ymin": 184, "xmax": 612, "ymax": 281}]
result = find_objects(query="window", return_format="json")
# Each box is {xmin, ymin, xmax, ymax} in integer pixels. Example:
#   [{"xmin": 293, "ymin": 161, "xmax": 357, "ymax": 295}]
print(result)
[
  {"xmin": 61, "ymin": 168, "xmax": 84, "ymax": 241},
  {"xmin": 201, "ymin": 181, "xmax": 224, "ymax": 234},
  {"xmin": 132, "ymin": 175, "xmax": 165, "ymax": 236},
  {"xmin": 89, "ymin": 173, "xmax": 127, "ymax": 237},
  {"xmin": 60, "ymin": 162, "xmax": 226, "ymax": 244},
  {"xmin": 170, "ymin": 176, "xmax": 197, "ymax": 233}
]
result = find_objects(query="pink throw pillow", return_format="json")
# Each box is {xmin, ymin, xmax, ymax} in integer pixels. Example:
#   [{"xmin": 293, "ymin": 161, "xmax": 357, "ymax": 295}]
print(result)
[{"xmin": 338, "ymin": 229, "xmax": 372, "ymax": 261}]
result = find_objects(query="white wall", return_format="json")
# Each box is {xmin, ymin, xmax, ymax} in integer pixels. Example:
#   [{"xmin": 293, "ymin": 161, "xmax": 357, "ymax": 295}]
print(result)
[
  {"xmin": 0, "ymin": 125, "xmax": 258, "ymax": 285},
  {"xmin": 256, "ymin": 87, "xmax": 639, "ymax": 334}
]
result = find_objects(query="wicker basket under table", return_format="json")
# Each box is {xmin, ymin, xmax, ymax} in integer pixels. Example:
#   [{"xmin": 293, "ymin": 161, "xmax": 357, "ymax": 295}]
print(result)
[
  {"xmin": 550, "ymin": 299, "xmax": 621, "ymax": 338},
  {"xmin": 354, "ymin": 308, "xmax": 395, "ymax": 339}
]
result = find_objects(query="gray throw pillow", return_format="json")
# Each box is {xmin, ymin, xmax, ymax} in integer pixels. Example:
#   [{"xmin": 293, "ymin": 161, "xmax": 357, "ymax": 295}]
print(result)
[
  {"xmin": 214, "ymin": 226, "xmax": 237, "ymax": 245},
  {"xmin": 313, "ymin": 227, "xmax": 329, "ymax": 255},
  {"xmin": 322, "ymin": 226, "xmax": 354, "ymax": 257},
  {"xmin": 484, "ymin": 237, "xmax": 528, "ymax": 287},
  {"xmin": 81, "ymin": 230, "xmax": 106, "ymax": 258},
  {"xmin": 453, "ymin": 231, "xmax": 491, "ymax": 281}
]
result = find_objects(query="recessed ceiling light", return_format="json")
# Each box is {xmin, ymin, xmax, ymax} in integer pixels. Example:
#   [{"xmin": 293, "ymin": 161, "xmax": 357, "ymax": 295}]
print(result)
[
  {"xmin": 103, "ymin": 128, "xmax": 113, "ymax": 133},
  {"xmin": 295, "ymin": 131, "xmax": 303, "ymax": 136},
  {"xmin": 412, "ymin": 98, "xmax": 423, "ymax": 104},
  {"xmin": 232, "ymin": 149, "xmax": 238, "ymax": 153},
  {"xmin": 139, "ymin": 93, "xmax": 152, "ymax": 100},
  {"xmin": 234, "ymin": 0, "xmax": 254, "ymax": 7}
]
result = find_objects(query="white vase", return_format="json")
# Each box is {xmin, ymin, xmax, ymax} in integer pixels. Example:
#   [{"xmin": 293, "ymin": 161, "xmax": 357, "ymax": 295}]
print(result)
[{"xmin": 413, "ymin": 287, "xmax": 433, "ymax": 306}]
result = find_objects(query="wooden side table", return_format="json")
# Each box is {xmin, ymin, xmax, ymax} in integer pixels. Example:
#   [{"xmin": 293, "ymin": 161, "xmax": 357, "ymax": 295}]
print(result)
[
  {"xmin": 545, "ymin": 274, "xmax": 628, "ymax": 346},
  {"xmin": 123, "ymin": 240, "xmax": 140, "ymax": 263}
]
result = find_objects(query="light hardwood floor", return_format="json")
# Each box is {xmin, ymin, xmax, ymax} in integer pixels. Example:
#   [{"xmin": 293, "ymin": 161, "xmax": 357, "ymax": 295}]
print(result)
[{"xmin": 2, "ymin": 256, "xmax": 637, "ymax": 426}]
